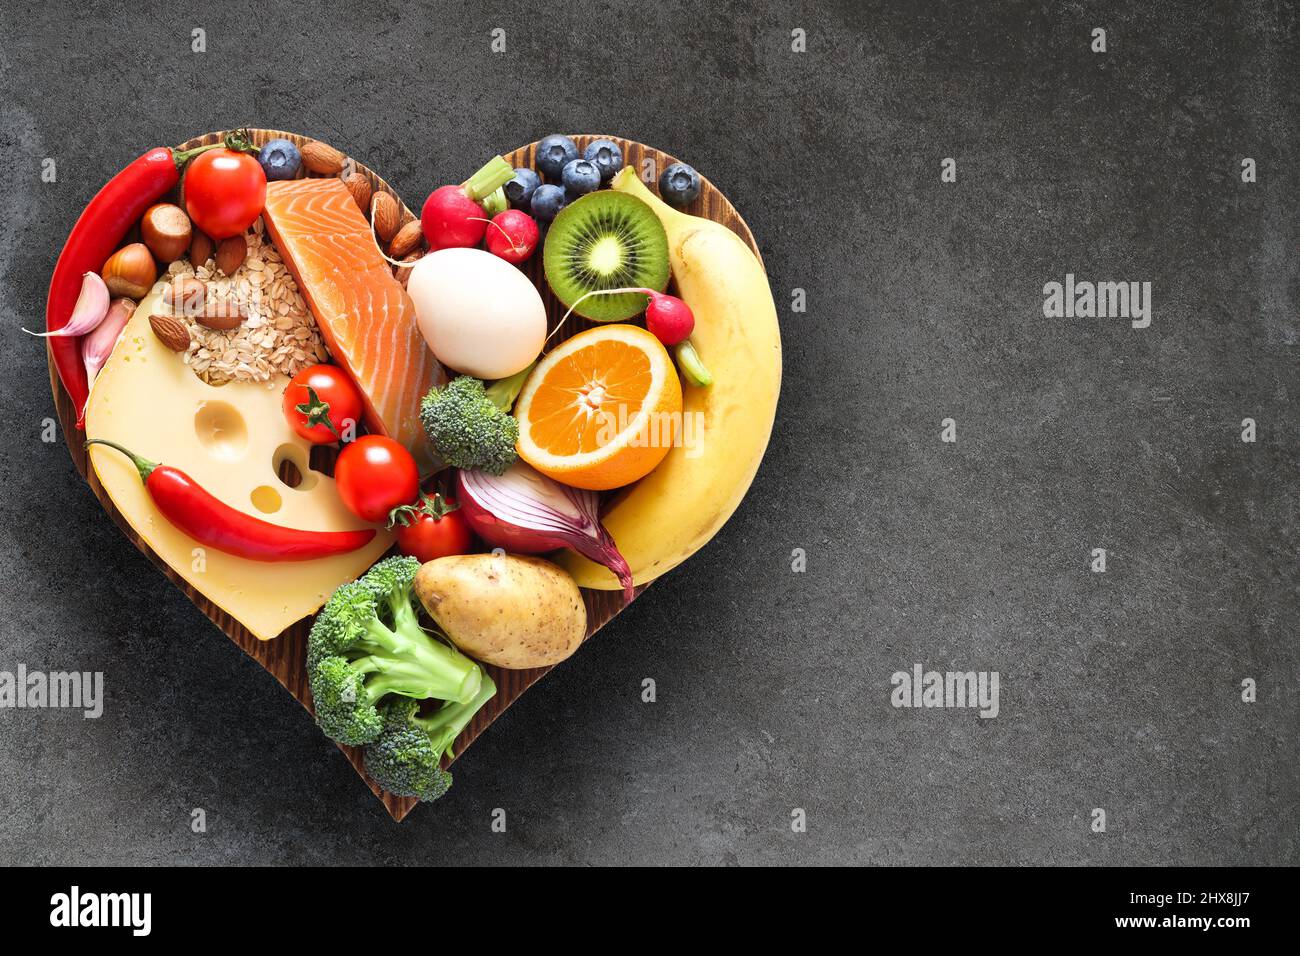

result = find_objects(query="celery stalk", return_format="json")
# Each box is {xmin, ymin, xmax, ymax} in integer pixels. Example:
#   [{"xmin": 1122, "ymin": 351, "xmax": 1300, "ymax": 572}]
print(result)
[{"xmin": 462, "ymin": 156, "xmax": 514, "ymax": 202}]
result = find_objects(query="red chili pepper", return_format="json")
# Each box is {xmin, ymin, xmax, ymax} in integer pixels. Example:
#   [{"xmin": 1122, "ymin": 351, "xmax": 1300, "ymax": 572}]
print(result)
[
  {"xmin": 48, "ymin": 133, "xmax": 257, "ymax": 426},
  {"xmin": 86, "ymin": 439, "xmax": 376, "ymax": 562}
]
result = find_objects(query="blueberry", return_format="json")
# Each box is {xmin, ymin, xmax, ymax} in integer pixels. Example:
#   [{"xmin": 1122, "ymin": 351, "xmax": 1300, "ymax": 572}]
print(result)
[
  {"xmin": 257, "ymin": 139, "xmax": 302, "ymax": 181},
  {"xmin": 530, "ymin": 184, "xmax": 568, "ymax": 222},
  {"xmin": 582, "ymin": 139, "xmax": 624, "ymax": 182},
  {"xmin": 505, "ymin": 167, "xmax": 541, "ymax": 210},
  {"xmin": 659, "ymin": 162, "xmax": 702, "ymax": 209},
  {"xmin": 536, "ymin": 134, "xmax": 578, "ymax": 181},
  {"xmin": 561, "ymin": 159, "xmax": 601, "ymax": 198}
]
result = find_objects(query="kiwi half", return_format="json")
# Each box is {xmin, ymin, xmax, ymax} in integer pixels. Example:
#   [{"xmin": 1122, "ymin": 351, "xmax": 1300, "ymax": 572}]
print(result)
[{"xmin": 543, "ymin": 191, "xmax": 670, "ymax": 322}]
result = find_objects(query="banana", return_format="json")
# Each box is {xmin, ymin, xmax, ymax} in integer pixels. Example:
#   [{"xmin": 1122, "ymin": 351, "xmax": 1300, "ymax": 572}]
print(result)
[{"xmin": 556, "ymin": 167, "xmax": 782, "ymax": 590}]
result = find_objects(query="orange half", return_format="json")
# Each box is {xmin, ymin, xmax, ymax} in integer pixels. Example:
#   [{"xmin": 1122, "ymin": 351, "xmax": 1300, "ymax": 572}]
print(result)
[{"xmin": 515, "ymin": 324, "xmax": 682, "ymax": 490}]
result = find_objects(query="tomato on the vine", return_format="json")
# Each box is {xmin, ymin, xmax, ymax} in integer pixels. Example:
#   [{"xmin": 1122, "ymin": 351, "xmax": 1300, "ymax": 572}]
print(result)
[
  {"xmin": 389, "ymin": 494, "xmax": 472, "ymax": 562},
  {"xmin": 282, "ymin": 365, "xmax": 364, "ymax": 445},
  {"xmin": 334, "ymin": 436, "xmax": 419, "ymax": 523},
  {"xmin": 184, "ymin": 148, "xmax": 267, "ymax": 239}
]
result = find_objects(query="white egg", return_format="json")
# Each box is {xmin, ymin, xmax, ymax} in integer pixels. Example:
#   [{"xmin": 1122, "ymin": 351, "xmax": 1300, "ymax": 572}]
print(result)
[{"xmin": 407, "ymin": 247, "xmax": 546, "ymax": 380}]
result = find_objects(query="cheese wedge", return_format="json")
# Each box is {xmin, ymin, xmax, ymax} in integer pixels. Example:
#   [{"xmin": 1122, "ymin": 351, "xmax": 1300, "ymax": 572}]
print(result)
[{"xmin": 85, "ymin": 291, "xmax": 392, "ymax": 641}]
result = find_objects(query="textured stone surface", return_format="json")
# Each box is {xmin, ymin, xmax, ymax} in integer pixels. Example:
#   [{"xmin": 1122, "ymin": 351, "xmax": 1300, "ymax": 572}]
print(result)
[{"xmin": 0, "ymin": 1, "xmax": 1294, "ymax": 865}]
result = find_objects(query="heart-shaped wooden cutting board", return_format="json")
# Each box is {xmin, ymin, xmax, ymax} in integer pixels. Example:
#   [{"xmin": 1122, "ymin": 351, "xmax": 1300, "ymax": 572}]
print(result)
[{"xmin": 49, "ymin": 130, "xmax": 762, "ymax": 820}]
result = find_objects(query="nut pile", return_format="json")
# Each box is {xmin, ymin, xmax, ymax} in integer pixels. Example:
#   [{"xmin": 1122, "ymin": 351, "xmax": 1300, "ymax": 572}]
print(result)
[{"xmin": 151, "ymin": 219, "xmax": 327, "ymax": 385}]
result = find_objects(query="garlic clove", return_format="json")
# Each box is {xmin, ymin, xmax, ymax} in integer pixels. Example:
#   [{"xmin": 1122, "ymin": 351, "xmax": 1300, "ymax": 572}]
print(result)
[{"xmin": 23, "ymin": 271, "xmax": 110, "ymax": 337}]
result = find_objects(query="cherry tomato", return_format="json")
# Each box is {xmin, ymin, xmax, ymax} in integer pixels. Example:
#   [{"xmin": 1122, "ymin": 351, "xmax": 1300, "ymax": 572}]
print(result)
[
  {"xmin": 334, "ymin": 436, "xmax": 419, "ymax": 523},
  {"xmin": 183, "ymin": 149, "xmax": 267, "ymax": 240},
  {"xmin": 282, "ymin": 365, "xmax": 364, "ymax": 445},
  {"xmin": 390, "ymin": 494, "xmax": 472, "ymax": 562}
]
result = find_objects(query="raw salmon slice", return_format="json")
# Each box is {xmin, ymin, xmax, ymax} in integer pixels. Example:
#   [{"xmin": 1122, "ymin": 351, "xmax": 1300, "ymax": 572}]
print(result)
[{"xmin": 262, "ymin": 178, "xmax": 442, "ymax": 459}]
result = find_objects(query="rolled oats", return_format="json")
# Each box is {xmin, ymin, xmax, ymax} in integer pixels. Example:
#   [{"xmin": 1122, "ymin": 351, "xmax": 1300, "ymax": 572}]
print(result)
[{"xmin": 150, "ymin": 219, "xmax": 325, "ymax": 385}]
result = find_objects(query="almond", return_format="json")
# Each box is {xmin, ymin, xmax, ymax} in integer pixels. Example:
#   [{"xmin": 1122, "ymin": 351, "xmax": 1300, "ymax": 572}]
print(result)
[
  {"xmin": 395, "ymin": 251, "xmax": 423, "ymax": 289},
  {"xmin": 163, "ymin": 276, "xmax": 207, "ymax": 315},
  {"xmin": 389, "ymin": 219, "xmax": 424, "ymax": 258},
  {"xmin": 301, "ymin": 140, "xmax": 345, "ymax": 175},
  {"xmin": 189, "ymin": 229, "xmax": 214, "ymax": 268},
  {"xmin": 371, "ymin": 191, "xmax": 400, "ymax": 242},
  {"xmin": 197, "ymin": 295, "xmax": 247, "ymax": 331},
  {"xmin": 345, "ymin": 172, "xmax": 372, "ymax": 212},
  {"xmin": 215, "ymin": 235, "xmax": 247, "ymax": 276},
  {"xmin": 149, "ymin": 313, "xmax": 191, "ymax": 352}
]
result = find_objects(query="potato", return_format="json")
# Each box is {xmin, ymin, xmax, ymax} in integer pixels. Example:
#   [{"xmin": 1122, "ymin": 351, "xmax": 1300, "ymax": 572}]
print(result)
[{"xmin": 414, "ymin": 554, "xmax": 587, "ymax": 669}]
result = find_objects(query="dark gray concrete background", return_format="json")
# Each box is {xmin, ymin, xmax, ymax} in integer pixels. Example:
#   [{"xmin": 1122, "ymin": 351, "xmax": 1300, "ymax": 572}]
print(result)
[{"xmin": 0, "ymin": 1, "xmax": 1295, "ymax": 865}]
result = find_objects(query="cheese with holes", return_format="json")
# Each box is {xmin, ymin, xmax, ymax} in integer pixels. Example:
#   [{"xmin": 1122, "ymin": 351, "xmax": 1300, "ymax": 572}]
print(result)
[{"xmin": 84, "ymin": 290, "xmax": 392, "ymax": 641}]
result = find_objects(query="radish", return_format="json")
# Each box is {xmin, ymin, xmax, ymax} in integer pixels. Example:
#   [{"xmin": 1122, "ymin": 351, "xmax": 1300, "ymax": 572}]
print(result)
[
  {"xmin": 483, "ymin": 210, "xmax": 540, "ymax": 264},
  {"xmin": 641, "ymin": 292, "xmax": 695, "ymax": 345},
  {"xmin": 421, "ymin": 156, "xmax": 515, "ymax": 250},
  {"xmin": 558, "ymin": 286, "xmax": 695, "ymax": 345}
]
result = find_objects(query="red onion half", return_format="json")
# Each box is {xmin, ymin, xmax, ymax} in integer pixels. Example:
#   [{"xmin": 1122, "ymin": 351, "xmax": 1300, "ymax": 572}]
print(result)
[{"xmin": 457, "ymin": 462, "xmax": 635, "ymax": 602}]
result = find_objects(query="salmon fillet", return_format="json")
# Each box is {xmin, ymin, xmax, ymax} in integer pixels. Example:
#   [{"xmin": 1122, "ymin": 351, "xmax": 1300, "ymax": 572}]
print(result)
[{"xmin": 262, "ymin": 178, "xmax": 442, "ymax": 458}]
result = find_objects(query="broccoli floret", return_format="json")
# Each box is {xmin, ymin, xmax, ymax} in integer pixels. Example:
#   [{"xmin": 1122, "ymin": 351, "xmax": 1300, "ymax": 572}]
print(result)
[
  {"xmin": 307, "ymin": 556, "xmax": 483, "ymax": 746},
  {"xmin": 364, "ymin": 673, "xmax": 497, "ymax": 802},
  {"xmin": 308, "ymin": 655, "xmax": 385, "ymax": 745},
  {"xmin": 419, "ymin": 375, "xmax": 519, "ymax": 475}
]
